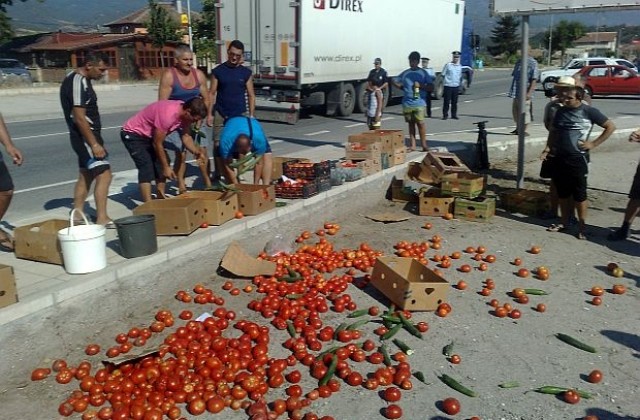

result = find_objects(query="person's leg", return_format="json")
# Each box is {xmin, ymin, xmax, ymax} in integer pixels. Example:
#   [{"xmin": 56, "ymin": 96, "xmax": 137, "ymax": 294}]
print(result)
[
  {"xmin": 426, "ymin": 94, "xmax": 432, "ymax": 118},
  {"xmin": 522, "ymin": 99, "xmax": 532, "ymax": 135},
  {"xmin": 408, "ymin": 121, "xmax": 417, "ymax": 150},
  {"xmin": 197, "ymin": 146, "xmax": 212, "ymax": 189},
  {"xmin": 93, "ymin": 169, "xmax": 112, "ymax": 225},
  {"xmin": 511, "ymin": 99, "xmax": 519, "ymax": 134},
  {"xmin": 609, "ymin": 162, "xmax": 640, "ymax": 240},
  {"xmin": 549, "ymin": 181, "xmax": 559, "ymax": 218},
  {"xmin": 139, "ymin": 182, "xmax": 153, "ymax": 202},
  {"xmin": 375, "ymin": 90, "xmax": 383, "ymax": 122},
  {"xmin": 575, "ymin": 199, "xmax": 588, "ymax": 239},
  {"xmin": 414, "ymin": 107, "xmax": 427, "ymax": 151},
  {"xmin": 175, "ymin": 151, "xmax": 187, "ymax": 193},
  {"xmin": 258, "ymin": 153, "xmax": 273, "ymax": 185},
  {"xmin": 0, "ymin": 190, "xmax": 14, "ymax": 249},
  {"xmin": 73, "ymin": 170, "xmax": 92, "ymax": 217},
  {"xmin": 442, "ymin": 87, "xmax": 450, "ymax": 119},
  {"xmin": 451, "ymin": 88, "xmax": 459, "ymax": 118},
  {"xmin": 212, "ymin": 111, "xmax": 225, "ymax": 182}
]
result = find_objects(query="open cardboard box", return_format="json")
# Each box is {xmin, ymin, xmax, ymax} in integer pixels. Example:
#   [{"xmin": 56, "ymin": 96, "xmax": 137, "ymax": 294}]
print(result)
[
  {"xmin": 371, "ymin": 256, "xmax": 449, "ymax": 311},
  {"xmin": 232, "ymin": 184, "xmax": 276, "ymax": 215},
  {"xmin": 133, "ymin": 198, "xmax": 206, "ymax": 235},
  {"xmin": 0, "ymin": 264, "xmax": 18, "ymax": 309},
  {"xmin": 14, "ymin": 219, "xmax": 69, "ymax": 265},
  {"xmin": 180, "ymin": 191, "xmax": 238, "ymax": 225}
]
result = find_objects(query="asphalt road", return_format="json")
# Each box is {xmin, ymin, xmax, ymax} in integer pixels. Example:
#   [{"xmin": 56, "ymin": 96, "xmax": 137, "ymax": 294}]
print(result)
[{"xmin": 3, "ymin": 68, "xmax": 638, "ymax": 225}]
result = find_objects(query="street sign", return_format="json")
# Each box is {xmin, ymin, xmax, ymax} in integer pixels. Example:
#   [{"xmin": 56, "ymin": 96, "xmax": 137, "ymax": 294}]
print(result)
[
  {"xmin": 490, "ymin": 0, "xmax": 640, "ymax": 15},
  {"xmin": 180, "ymin": 13, "xmax": 189, "ymax": 26}
]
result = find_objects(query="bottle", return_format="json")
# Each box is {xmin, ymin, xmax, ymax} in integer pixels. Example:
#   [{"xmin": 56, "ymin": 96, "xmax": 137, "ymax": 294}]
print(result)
[{"xmin": 413, "ymin": 81, "xmax": 420, "ymax": 99}]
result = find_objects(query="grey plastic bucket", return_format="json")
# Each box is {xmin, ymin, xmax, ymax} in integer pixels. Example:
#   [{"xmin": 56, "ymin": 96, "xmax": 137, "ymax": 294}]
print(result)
[{"xmin": 114, "ymin": 215, "xmax": 157, "ymax": 258}]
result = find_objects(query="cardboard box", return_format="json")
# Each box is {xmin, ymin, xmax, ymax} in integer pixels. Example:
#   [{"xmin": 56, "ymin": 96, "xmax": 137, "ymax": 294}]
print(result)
[
  {"xmin": 500, "ymin": 189, "xmax": 550, "ymax": 217},
  {"xmin": 14, "ymin": 219, "xmax": 69, "ymax": 265},
  {"xmin": 358, "ymin": 129, "xmax": 405, "ymax": 152},
  {"xmin": 390, "ymin": 179, "xmax": 418, "ymax": 203},
  {"xmin": 454, "ymin": 196, "xmax": 496, "ymax": 222},
  {"xmin": 232, "ymin": 184, "xmax": 276, "ymax": 215},
  {"xmin": 441, "ymin": 172, "xmax": 485, "ymax": 199},
  {"xmin": 180, "ymin": 191, "xmax": 239, "ymax": 225},
  {"xmin": 343, "ymin": 158, "xmax": 382, "ymax": 176},
  {"xmin": 370, "ymin": 257, "xmax": 449, "ymax": 311},
  {"xmin": 272, "ymin": 157, "xmax": 310, "ymax": 180},
  {"xmin": 390, "ymin": 146, "xmax": 406, "ymax": 167},
  {"xmin": 407, "ymin": 161, "xmax": 440, "ymax": 184},
  {"xmin": 133, "ymin": 198, "xmax": 206, "ymax": 235},
  {"xmin": 424, "ymin": 151, "xmax": 470, "ymax": 178},
  {"xmin": 0, "ymin": 264, "xmax": 18, "ymax": 309},
  {"xmin": 345, "ymin": 140, "xmax": 382, "ymax": 161},
  {"xmin": 419, "ymin": 193, "xmax": 455, "ymax": 217}
]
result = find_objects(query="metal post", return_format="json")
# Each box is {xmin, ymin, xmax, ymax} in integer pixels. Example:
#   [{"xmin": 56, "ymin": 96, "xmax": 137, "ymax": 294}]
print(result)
[
  {"xmin": 516, "ymin": 15, "xmax": 529, "ymax": 189},
  {"xmin": 187, "ymin": 0, "xmax": 193, "ymax": 52},
  {"xmin": 547, "ymin": 15, "xmax": 553, "ymax": 66}
]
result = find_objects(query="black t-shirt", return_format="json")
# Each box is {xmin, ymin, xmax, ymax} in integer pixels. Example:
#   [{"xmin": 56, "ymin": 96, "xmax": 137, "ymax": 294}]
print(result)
[
  {"xmin": 367, "ymin": 68, "xmax": 388, "ymax": 88},
  {"xmin": 60, "ymin": 72, "xmax": 101, "ymax": 133},
  {"xmin": 552, "ymin": 104, "xmax": 607, "ymax": 157}
]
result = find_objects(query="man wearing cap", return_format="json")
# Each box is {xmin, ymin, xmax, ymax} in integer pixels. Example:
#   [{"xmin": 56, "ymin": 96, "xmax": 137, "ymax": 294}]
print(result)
[
  {"xmin": 508, "ymin": 52, "xmax": 538, "ymax": 136},
  {"xmin": 392, "ymin": 51, "xmax": 433, "ymax": 151},
  {"xmin": 421, "ymin": 57, "xmax": 435, "ymax": 118},
  {"xmin": 441, "ymin": 51, "xmax": 462, "ymax": 120},
  {"xmin": 366, "ymin": 58, "xmax": 388, "ymax": 128}
]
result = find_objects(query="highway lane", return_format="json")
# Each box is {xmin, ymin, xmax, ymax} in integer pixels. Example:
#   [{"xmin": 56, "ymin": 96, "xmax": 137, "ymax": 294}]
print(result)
[{"xmin": 3, "ymin": 68, "xmax": 637, "ymax": 225}]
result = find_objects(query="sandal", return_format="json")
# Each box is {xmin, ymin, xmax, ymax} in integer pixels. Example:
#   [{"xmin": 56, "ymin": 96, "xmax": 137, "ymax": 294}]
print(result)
[
  {"xmin": 546, "ymin": 223, "xmax": 567, "ymax": 233},
  {"xmin": 576, "ymin": 232, "xmax": 587, "ymax": 240},
  {"xmin": 0, "ymin": 232, "xmax": 15, "ymax": 252}
]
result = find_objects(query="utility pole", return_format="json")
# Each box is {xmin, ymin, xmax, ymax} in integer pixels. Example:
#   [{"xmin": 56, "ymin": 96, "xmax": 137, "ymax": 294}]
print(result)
[
  {"xmin": 547, "ymin": 15, "xmax": 553, "ymax": 66},
  {"xmin": 186, "ymin": 0, "xmax": 193, "ymax": 52}
]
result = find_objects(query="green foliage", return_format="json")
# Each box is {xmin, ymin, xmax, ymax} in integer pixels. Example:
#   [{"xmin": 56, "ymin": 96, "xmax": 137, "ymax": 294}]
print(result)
[
  {"xmin": 543, "ymin": 20, "xmax": 586, "ymax": 58},
  {"xmin": 0, "ymin": 0, "xmax": 33, "ymax": 43},
  {"xmin": 488, "ymin": 16, "xmax": 520, "ymax": 57},
  {"xmin": 146, "ymin": 0, "xmax": 180, "ymax": 67},
  {"xmin": 192, "ymin": 0, "xmax": 216, "ymax": 60}
]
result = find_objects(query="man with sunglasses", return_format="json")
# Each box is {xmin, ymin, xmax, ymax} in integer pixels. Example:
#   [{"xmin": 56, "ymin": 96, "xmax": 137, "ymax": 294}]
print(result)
[
  {"xmin": 207, "ymin": 40, "xmax": 255, "ymax": 182},
  {"xmin": 545, "ymin": 85, "xmax": 615, "ymax": 239},
  {"xmin": 60, "ymin": 53, "xmax": 113, "ymax": 226}
]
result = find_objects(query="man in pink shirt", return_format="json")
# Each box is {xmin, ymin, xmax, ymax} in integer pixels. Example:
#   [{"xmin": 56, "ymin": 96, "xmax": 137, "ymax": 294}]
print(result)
[{"xmin": 121, "ymin": 98, "xmax": 207, "ymax": 202}]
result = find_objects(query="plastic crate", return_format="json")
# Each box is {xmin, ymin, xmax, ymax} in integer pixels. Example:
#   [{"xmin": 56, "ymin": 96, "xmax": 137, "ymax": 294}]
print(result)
[
  {"xmin": 283, "ymin": 160, "xmax": 331, "ymax": 181},
  {"xmin": 316, "ymin": 176, "xmax": 332, "ymax": 192},
  {"xmin": 275, "ymin": 181, "xmax": 318, "ymax": 199}
]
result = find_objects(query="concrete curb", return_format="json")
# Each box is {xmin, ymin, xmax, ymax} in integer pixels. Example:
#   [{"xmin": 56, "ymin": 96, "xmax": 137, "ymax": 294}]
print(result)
[{"xmin": 0, "ymin": 163, "xmax": 409, "ymax": 326}]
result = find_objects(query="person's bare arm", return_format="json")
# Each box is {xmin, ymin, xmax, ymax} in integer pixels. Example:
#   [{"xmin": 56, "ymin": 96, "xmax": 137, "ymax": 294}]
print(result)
[
  {"xmin": 0, "ymin": 114, "xmax": 22, "ymax": 166},
  {"xmin": 158, "ymin": 69, "xmax": 173, "ymax": 101},
  {"xmin": 152, "ymin": 129, "xmax": 174, "ymax": 179},
  {"xmin": 72, "ymin": 107, "xmax": 106, "ymax": 159},
  {"xmin": 580, "ymin": 120, "xmax": 616, "ymax": 150},
  {"xmin": 223, "ymin": 159, "xmax": 238, "ymax": 184},
  {"xmin": 246, "ymin": 75, "xmax": 256, "ymax": 117},
  {"xmin": 206, "ymin": 75, "xmax": 218, "ymax": 127},
  {"xmin": 196, "ymin": 69, "xmax": 210, "ymax": 111}
]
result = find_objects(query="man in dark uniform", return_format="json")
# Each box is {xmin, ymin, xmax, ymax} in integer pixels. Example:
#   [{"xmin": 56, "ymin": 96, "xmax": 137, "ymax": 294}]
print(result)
[
  {"xmin": 207, "ymin": 40, "xmax": 255, "ymax": 182},
  {"xmin": 366, "ymin": 58, "xmax": 388, "ymax": 128},
  {"xmin": 60, "ymin": 53, "xmax": 113, "ymax": 226}
]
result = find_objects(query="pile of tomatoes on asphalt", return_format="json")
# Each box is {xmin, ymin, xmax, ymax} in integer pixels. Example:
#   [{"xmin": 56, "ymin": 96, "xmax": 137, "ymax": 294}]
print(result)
[{"xmin": 29, "ymin": 221, "xmax": 626, "ymax": 419}]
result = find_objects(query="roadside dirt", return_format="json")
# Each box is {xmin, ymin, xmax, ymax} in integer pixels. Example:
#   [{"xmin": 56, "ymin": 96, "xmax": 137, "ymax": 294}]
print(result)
[{"xmin": 0, "ymin": 158, "xmax": 638, "ymax": 420}]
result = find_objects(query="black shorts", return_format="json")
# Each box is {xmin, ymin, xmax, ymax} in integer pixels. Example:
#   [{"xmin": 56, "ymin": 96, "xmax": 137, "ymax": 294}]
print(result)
[
  {"xmin": 0, "ymin": 152, "xmax": 14, "ymax": 192},
  {"xmin": 121, "ymin": 130, "xmax": 164, "ymax": 183},
  {"xmin": 552, "ymin": 156, "xmax": 589, "ymax": 202},
  {"xmin": 539, "ymin": 156, "xmax": 556, "ymax": 179},
  {"xmin": 70, "ymin": 130, "xmax": 110, "ymax": 177},
  {"xmin": 629, "ymin": 160, "xmax": 640, "ymax": 200}
]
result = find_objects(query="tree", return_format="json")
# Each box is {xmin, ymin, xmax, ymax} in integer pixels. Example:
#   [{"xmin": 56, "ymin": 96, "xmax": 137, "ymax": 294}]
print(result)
[
  {"xmin": 146, "ymin": 0, "xmax": 180, "ymax": 68},
  {"xmin": 0, "ymin": 0, "xmax": 33, "ymax": 44},
  {"xmin": 192, "ymin": 0, "xmax": 216, "ymax": 62},
  {"xmin": 543, "ymin": 20, "xmax": 586, "ymax": 62},
  {"xmin": 488, "ymin": 16, "xmax": 520, "ymax": 57}
]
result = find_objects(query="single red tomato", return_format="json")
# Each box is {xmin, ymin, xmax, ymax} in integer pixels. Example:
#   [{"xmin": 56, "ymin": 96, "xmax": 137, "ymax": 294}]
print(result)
[
  {"xmin": 382, "ymin": 386, "xmax": 402, "ymax": 402},
  {"xmin": 384, "ymin": 404, "xmax": 403, "ymax": 419},
  {"xmin": 441, "ymin": 397, "xmax": 461, "ymax": 415},
  {"xmin": 587, "ymin": 369, "xmax": 603, "ymax": 384},
  {"xmin": 563, "ymin": 390, "xmax": 580, "ymax": 404},
  {"xmin": 449, "ymin": 354, "xmax": 461, "ymax": 364}
]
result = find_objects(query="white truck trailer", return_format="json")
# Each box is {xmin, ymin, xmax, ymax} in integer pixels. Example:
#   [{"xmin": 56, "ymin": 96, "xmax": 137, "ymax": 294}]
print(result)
[{"xmin": 215, "ymin": 0, "xmax": 472, "ymax": 123}]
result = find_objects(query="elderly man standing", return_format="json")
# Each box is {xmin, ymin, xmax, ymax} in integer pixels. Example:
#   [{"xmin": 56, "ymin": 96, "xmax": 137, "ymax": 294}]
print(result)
[
  {"xmin": 60, "ymin": 53, "xmax": 113, "ymax": 226},
  {"xmin": 441, "ymin": 51, "xmax": 462, "ymax": 120},
  {"xmin": 508, "ymin": 52, "xmax": 538, "ymax": 136}
]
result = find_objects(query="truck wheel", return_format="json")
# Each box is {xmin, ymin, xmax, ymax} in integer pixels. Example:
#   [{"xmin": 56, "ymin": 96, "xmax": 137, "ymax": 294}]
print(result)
[
  {"xmin": 354, "ymin": 82, "xmax": 368, "ymax": 114},
  {"xmin": 337, "ymin": 83, "xmax": 356, "ymax": 116}
]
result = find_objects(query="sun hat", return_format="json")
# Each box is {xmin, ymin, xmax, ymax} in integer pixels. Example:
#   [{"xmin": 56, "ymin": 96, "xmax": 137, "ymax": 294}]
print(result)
[{"xmin": 555, "ymin": 76, "xmax": 576, "ymax": 87}]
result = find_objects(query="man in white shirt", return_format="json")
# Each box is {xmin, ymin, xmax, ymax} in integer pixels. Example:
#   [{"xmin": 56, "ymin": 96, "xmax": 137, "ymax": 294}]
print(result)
[{"xmin": 441, "ymin": 51, "xmax": 462, "ymax": 120}]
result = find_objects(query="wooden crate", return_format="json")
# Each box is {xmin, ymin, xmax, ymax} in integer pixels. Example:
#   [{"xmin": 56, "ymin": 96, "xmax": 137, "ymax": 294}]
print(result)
[
  {"xmin": 424, "ymin": 151, "xmax": 469, "ymax": 177},
  {"xmin": 441, "ymin": 172, "xmax": 485, "ymax": 199},
  {"xmin": 500, "ymin": 189, "xmax": 550, "ymax": 217},
  {"xmin": 454, "ymin": 197, "xmax": 495, "ymax": 222}
]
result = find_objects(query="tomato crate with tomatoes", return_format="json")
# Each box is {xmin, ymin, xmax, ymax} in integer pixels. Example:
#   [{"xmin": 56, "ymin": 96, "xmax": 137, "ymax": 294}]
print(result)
[
  {"xmin": 275, "ymin": 179, "xmax": 318, "ymax": 199},
  {"xmin": 283, "ymin": 160, "xmax": 331, "ymax": 181}
]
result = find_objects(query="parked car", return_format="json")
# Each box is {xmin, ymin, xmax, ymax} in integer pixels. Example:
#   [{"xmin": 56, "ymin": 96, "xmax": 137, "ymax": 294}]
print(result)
[
  {"xmin": 0, "ymin": 58, "xmax": 33, "ymax": 83},
  {"xmin": 615, "ymin": 58, "xmax": 639, "ymax": 72},
  {"xmin": 539, "ymin": 57, "xmax": 618, "ymax": 85},
  {"xmin": 575, "ymin": 64, "xmax": 640, "ymax": 97}
]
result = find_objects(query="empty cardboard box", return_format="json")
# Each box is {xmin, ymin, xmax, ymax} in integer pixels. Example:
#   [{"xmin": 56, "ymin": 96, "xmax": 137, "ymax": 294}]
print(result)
[
  {"xmin": 345, "ymin": 140, "xmax": 382, "ymax": 161},
  {"xmin": 441, "ymin": 172, "xmax": 485, "ymax": 199},
  {"xmin": 371, "ymin": 256, "xmax": 449, "ymax": 311},
  {"xmin": 233, "ymin": 184, "xmax": 276, "ymax": 215},
  {"xmin": 424, "ymin": 151, "xmax": 470, "ymax": 178},
  {"xmin": 179, "ymin": 191, "xmax": 239, "ymax": 225},
  {"xmin": 454, "ymin": 196, "xmax": 496, "ymax": 222},
  {"xmin": 500, "ymin": 189, "xmax": 550, "ymax": 217},
  {"xmin": 14, "ymin": 219, "xmax": 69, "ymax": 265},
  {"xmin": 133, "ymin": 198, "xmax": 206, "ymax": 235},
  {"xmin": 419, "ymin": 193, "xmax": 455, "ymax": 217},
  {"xmin": 0, "ymin": 264, "xmax": 18, "ymax": 309}
]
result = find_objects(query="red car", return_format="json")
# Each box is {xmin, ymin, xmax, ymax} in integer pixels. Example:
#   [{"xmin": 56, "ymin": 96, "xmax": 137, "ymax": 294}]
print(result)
[{"xmin": 575, "ymin": 64, "xmax": 640, "ymax": 97}]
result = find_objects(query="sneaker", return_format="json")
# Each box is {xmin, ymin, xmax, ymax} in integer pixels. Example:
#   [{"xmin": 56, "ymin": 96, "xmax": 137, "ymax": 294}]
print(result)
[
  {"xmin": 607, "ymin": 229, "xmax": 628, "ymax": 241},
  {"xmin": 442, "ymin": 116, "xmax": 448, "ymax": 120}
]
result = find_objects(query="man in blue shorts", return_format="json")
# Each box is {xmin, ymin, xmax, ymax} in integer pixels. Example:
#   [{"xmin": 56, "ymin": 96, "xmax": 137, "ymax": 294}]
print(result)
[
  {"xmin": 392, "ymin": 51, "xmax": 433, "ymax": 151},
  {"xmin": 60, "ymin": 53, "xmax": 113, "ymax": 226},
  {"xmin": 207, "ymin": 40, "xmax": 255, "ymax": 182},
  {"xmin": 219, "ymin": 116, "xmax": 273, "ymax": 185},
  {"xmin": 0, "ymin": 113, "xmax": 23, "ymax": 251}
]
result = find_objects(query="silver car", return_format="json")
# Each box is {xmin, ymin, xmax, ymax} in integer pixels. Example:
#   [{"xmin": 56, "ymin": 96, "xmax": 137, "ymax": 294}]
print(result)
[{"xmin": 0, "ymin": 58, "xmax": 33, "ymax": 84}]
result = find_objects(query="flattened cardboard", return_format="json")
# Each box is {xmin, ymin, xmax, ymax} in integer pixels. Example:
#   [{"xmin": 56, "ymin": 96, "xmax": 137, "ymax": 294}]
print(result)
[
  {"xmin": 102, "ymin": 348, "xmax": 160, "ymax": 368},
  {"xmin": 365, "ymin": 213, "xmax": 409, "ymax": 223},
  {"xmin": 371, "ymin": 257, "xmax": 449, "ymax": 311},
  {"xmin": 180, "ymin": 191, "xmax": 239, "ymax": 225},
  {"xmin": 0, "ymin": 264, "xmax": 18, "ymax": 309},
  {"xmin": 232, "ymin": 184, "xmax": 276, "ymax": 215},
  {"xmin": 221, "ymin": 242, "xmax": 277, "ymax": 277},
  {"xmin": 133, "ymin": 198, "xmax": 206, "ymax": 235},
  {"xmin": 14, "ymin": 219, "xmax": 69, "ymax": 265}
]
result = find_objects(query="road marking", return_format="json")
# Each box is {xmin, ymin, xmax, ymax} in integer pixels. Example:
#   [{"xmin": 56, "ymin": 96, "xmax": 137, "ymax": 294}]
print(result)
[
  {"xmin": 305, "ymin": 130, "xmax": 330, "ymax": 136},
  {"xmin": 344, "ymin": 123, "xmax": 365, "ymax": 128},
  {"xmin": 13, "ymin": 125, "xmax": 123, "ymax": 141},
  {"xmin": 463, "ymin": 100, "xmax": 474, "ymax": 103}
]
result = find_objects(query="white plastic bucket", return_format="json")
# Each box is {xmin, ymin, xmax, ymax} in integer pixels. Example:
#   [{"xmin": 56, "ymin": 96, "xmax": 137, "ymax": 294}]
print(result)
[{"xmin": 57, "ymin": 210, "xmax": 107, "ymax": 274}]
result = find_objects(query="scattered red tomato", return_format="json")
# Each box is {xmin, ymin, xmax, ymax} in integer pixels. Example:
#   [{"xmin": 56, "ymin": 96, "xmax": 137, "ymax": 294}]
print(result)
[
  {"xmin": 563, "ymin": 390, "xmax": 580, "ymax": 404},
  {"xmin": 441, "ymin": 397, "xmax": 461, "ymax": 415},
  {"xmin": 449, "ymin": 354, "xmax": 461, "ymax": 364},
  {"xmin": 384, "ymin": 404, "xmax": 403, "ymax": 419},
  {"xmin": 513, "ymin": 257, "xmax": 523, "ymax": 266},
  {"xmin": 456, "ymin": 280, "xmax": 467, "ymax": 290},
  {"xmin": 200, "ymin": 222, "xmax": 209, "ymax": 228},
  {"xmin": 85, "ymin": 344, "xmax": 100, "ymax": 356},
  {"xmin": 611, "ymin": 284, "xmax": 626, "ymax": 294},
  {"xmin": 587, "ymin": 369, "xmax": 603, "ymax": 384},
  {"xmin": 30, "ymin": 368, "xmax": 51, "ymax": 381},
  {"xmin": 529, "ymin": 245, "xmax": 541, "ymax": 254},
  {"xmin": 517, "ymin": 268, "xmax": 530, "ymax": 278},
  {"xmin": 459, "ymin": 264, "xmax": 472, "ymax": 273},
  {"xmin": 536, "ymin": 303, "xmax": 547, "ymax": 313},
  {"xmin": 383, "ymin": 386, "xmax": 402, "ymax": 402},
  {"xmin": 591, "ymin": 296, "xmax": 603, "ymax": 306}
]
